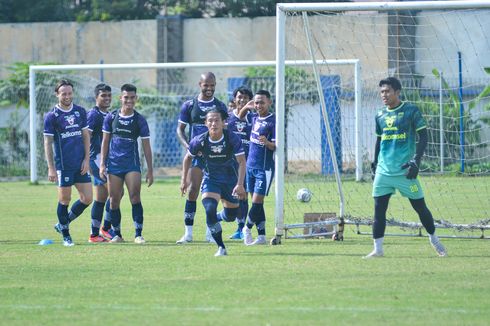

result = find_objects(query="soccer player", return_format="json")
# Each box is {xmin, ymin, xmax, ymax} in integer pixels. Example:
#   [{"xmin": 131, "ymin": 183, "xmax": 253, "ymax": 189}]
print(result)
[
  {"xmin": 175, "ymin": 72, "xmax": 228, "ymax": 244},
  {"xmin": 43, "ymin": 79, "xmax": 93, "ymax": 246},
  {"xmin": 180, "ymin": 109, "xmax": 246, "ymax": 256},
  {"xmin": 99, "ymin": 83, "xmax": 153, "ymax": 244},
  {"xmin": 239, "ymin": 90, "xmax": 276, "ymax": 245},
  {"xmin": 87, "ymin": 83, "xmax": 115, "ymax": 242},
  {"xmin": 224, "ymin": 86, "xmax": 254, "ymax": 240},
  {"xmin": 366, "ymin": 77, "xmax": 447, "ymax": 258}
]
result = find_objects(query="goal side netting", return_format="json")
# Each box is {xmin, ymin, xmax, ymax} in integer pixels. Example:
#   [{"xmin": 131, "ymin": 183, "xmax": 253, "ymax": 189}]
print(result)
[{"xmin": 275, "ymin": 1, "xmax": 490, "ymax": 240}]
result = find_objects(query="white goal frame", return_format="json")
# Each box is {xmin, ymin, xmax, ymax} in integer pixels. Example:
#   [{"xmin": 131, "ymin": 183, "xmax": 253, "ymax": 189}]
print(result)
[{"xmin": 273, "ymin": 1, "xmax": 490, "ymax": 243}]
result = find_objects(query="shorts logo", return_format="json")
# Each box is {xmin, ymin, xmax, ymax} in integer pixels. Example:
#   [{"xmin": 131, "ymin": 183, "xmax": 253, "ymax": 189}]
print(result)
[{"xmin": 65, "ymin": 177, "xmax": 70, "ymax": 182}]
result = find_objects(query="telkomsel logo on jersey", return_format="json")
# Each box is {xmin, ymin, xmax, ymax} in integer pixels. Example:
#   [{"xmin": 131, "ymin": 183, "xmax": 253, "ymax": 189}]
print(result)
[{"xmin": 61, "ymin": 130, "xmax": 82, "ymax": 139}]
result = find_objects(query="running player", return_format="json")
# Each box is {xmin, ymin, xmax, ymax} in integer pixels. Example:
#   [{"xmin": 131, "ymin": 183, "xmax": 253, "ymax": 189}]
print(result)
[
  {"xmin": 366, "ymin": 77, "xmax": 446, "ymax": 258},
  {"xmin": 44, "ymin": 79, "xmax": 93, "ymax": 246},
  {"xmin": 181, "ymin": 109, "xmax": 246, "ymax": 256},
  {"xmin": 175, "ymin": 72, "xmax": 228, "ymax": 244},
  {"xmin": 100, "ymin": 83, "xmax": 153, "ymax": 244}
]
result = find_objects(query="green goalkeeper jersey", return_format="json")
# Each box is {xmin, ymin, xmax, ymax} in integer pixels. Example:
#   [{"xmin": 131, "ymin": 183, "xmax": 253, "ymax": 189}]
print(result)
[{"xmin": 375, "ymin": 101, "xmax": 427, "ymax": 176}]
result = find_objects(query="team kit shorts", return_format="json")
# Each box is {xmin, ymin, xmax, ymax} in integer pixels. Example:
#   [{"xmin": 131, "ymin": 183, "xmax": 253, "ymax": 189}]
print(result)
[
  {"xmin": 246, "ymin": 167, "xmax": 274, "ymax": 196},
  {"xmin": 57, "ymin": 169, "xmax": 91, "ymax": 187},
  {"xmin": 372, "ymin": 173, "xmax": 424, "ymax": 199},
  {"xmin": 201, "ymin": 177, "xmax": 239, "ymax": 204}
]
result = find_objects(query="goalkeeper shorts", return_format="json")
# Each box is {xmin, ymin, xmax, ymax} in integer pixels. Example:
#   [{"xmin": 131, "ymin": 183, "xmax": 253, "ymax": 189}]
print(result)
[{"xmin": 372, "ymin": 174, "xmax": 424, "ymax": 199}]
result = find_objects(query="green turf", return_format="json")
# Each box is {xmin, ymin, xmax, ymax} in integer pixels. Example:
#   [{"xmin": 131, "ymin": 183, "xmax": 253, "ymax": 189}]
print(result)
[{"xmin": 1, "ymin": 180, "xmax": 489, "ymax": 325}]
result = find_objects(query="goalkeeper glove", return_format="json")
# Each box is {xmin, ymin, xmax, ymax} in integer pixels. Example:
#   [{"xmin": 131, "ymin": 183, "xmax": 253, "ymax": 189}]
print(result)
[
  {"xmin": 401, "ymin": 159, "xmax": 420, "ymax": 179},
  {"xmin": 370, "ymin": 162, "xmax": 377, "ymax": 180}
]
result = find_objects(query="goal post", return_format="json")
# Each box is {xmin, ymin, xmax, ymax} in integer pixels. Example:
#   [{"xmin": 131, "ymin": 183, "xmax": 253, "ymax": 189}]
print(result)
[{"xmin": 274, "ymin": 1, "xmax": 490, "ymax": 242}]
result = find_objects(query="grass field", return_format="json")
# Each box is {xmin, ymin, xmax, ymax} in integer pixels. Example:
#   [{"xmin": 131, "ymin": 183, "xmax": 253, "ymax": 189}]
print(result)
[{"xmin": 1, "ymin": 179, "xmax": 489, "ymax": 325}]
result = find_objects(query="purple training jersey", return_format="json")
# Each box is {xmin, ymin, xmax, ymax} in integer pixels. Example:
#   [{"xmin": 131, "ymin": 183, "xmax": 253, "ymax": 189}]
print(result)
[
  {"xmin": 87, "ymin": 106, "xmax": 108, "ymax": 161},
  {"xmin": 188, "ymin": 129, "xmax": 244, "ymax": 183},
  {"xmin": 178, "ymin": 97, "xmax": 228, "ymax": 140},
  {"xmin": 247, "ymin": 113, "xmax": 276, "ymax": 171},
  {"xmin": 43, "ymin": 104, "xmax": 88, "ymax": 171},
  {"xmin": 227, "ymin": 109, "xmax": 253, "ymax": 158},
  {"xmin": 102, "ymin": 110, "xmax": 150, "ymax": 172}
]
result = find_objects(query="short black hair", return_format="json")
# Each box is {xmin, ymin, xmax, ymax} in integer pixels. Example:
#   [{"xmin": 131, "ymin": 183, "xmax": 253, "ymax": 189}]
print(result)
[
  {"xmin": 255, "ymin": 89, "xmax": 271, "ymax": 99},
  {"xmin": 379, "ymin": 77, "xmax": 402, "ymax": 91},
  {"xmin": 121, "ymin": 83, "xmax": 137, "ymax": 93},
  {"xmin": 94, "ymin": 83, "xmax": 111, "ymax": 97},
  {"xmin": 206, "ymin": 108, "xmax": 227, "ymax": 121},
  {"xmin": 233, "ymin": 86, "xmax": 253, "ymax": 99},
  {"xmin": 55, "ymin": 79, "xmax": 73, "ymax": 93}
]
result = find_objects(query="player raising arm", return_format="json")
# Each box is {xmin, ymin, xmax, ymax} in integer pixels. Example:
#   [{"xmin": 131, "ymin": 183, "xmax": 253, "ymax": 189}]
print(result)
[
  {"xmin": 100, "ymin": 83, "xmax": 153, "ymax": 244},
  {"xmin": 181, "ymin": 109, "xmax": 246, "ymax": 256},
  {"xmin": 44, "ymin": 79, "xmax": 93, "ymax": 246}
]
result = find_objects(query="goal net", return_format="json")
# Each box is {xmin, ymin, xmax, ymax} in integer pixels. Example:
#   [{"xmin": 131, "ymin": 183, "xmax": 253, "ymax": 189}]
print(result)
[{"xmin": 275, "ymin": 1, "xmax": 490, "ymax": 240}]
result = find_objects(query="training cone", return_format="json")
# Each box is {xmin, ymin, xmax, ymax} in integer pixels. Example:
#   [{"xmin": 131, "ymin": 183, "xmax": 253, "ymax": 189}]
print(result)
[{"xmin": 38, "ymin": 239, "xmax": 54, "ymax": 245}]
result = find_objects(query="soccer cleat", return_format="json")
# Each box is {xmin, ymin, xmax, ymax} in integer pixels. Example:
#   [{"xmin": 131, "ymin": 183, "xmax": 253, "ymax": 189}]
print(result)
[
  {"xmin": 430, "ymin": 238, "xmax": 447, "ymax": 257},
  {"xmin": 205, "ymin": 228, "xmax": 216, "ymax": 244},
  {"xmin": 134, "ymin": 236, "xmax": 146, "ymax": 244},
  {"xmin": 362, "ymin": 250, "xmax": 384, "ymax": 259},
  {"xmin": 176, "ymin": 234, "xmax": 193, "ymax": 244},
  {"xmin": 110, "ymin": 235, "xmax": 125, "ymax": 243},
  {"xmin": 63, "ymin": 236, "xmax": 75, "ymax": 247},
  {"xmin": 214, "ymin": 246, "xmax": 227, "ymax": 257},
  {"xmin": 229, "ymin": 230, "xmax": 244, "ymax": 240},
  {"xmin": 248, "ymin": 235, "xmax": 267, "ymax": 246},
  {"xmin": 242, "ymin": 226, "xmax": 253, "ymax": 245},
  {"xmin": 99, "ymin": 228, "xmax": 115, "ymax": 241},
  {"xmin": 54, "ymin": 223, "xmax": 62, "ymax": 234},
  {"xmin": 88, "ymin": 235, "xmax": 107, "ymax": 243}
]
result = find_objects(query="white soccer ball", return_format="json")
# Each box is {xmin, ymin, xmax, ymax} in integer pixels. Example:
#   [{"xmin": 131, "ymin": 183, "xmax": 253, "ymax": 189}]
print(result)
[{"xmin": 296, "ymin": 188, "xmax": 312, "ymax": 202}]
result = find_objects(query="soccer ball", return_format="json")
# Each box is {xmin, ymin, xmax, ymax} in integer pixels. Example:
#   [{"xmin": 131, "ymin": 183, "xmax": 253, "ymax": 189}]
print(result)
[{"xmin": 296, "ymin": 188, "xmax": 312, "ymax": 202}]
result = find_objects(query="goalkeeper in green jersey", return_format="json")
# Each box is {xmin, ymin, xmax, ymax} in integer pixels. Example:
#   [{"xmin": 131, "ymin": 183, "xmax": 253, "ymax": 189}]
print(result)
[{"xmin": 365, "ymin": 77, "xmax": 447, "ymax": 258}]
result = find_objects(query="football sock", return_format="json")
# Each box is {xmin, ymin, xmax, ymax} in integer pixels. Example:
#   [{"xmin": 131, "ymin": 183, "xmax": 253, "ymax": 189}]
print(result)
[
  {"xmin": 374, "ymin": 237, "xmax": 384, "ymax": 252},
  {"xmin": 68, "ymin": 199, "xmax": 89, "ymax": 222},
  {"xmin": 110, "ymin": 208, "xmax": 122, "ymax": 237},
  {"xmin": 91, "ymin": 200, "xmax": 105, "ymax": 236},
  {"xmin": 218, "ymin": 207, "xmax": 239, "ymax": 222},
  {"xmin": 102, "ymin": 199, "xmax": 112, "ymax": 231},
  {"xmin": 57, "ymin": 202, "xmax": 70, "ymax": 237},
  {"xmin": 373, "ymin": 194, "xmax": 390, "ymax": 238},
  {"xmin": 409, "ymin": 198, "xmax": 436, "ymax": 235},
  {"xmin": 237, "ymin": 218, "xmax": 245, "ymax": 232},
  {"xmin": 132, "ymin": 202, "xmax": 144, "ymax": 237},
  {"xmin": 239, "ymin": 199, "xmax": 249, "ymax": 220},
  {"xmin": 208, "ymin": 222, "xmax": 225, "ymax": 248},
  {"xmin": 184, "ymin": 200, "xmax": 196, "ymax": 226},
  {"xmin": 250, "ymin": 203, "xmax": 266, "ymax": 235}
]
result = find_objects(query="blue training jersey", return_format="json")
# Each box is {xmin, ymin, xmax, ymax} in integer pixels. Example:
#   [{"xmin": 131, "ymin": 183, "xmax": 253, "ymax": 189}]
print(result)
[
  {"xmin": 102, "ymin": 109, "xmax": 150, "ymax": 171},
  {"xmin": 43, "ymin": 103, "xmax": 88, "ymax": 171},
  {"xmin": 178, "ymin": 97, "xmax": 228, "ymax": 139},
  {"xmin": 227, "ymin": 109, "xmax": 253, "ymax": 158},
  {"xmin": 87, "ymin": 106, "xmax": 108, "ymax": 161},
  {"xmin": 188, "ymin": 129, "xmax": 244, "ymax": 183},
  {"xmin": 247, "ymin": 113, "xmax": 275, "ymax": 171}
]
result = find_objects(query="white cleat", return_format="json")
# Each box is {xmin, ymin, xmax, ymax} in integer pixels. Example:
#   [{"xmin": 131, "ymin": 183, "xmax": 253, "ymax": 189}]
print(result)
[
  {"xmin": 248, "ymin": 235, "xmax": 267, "ymax": 246},
  {"xmin": 63, "ymin": 237, "xmax": 75, "ymax": 247},
  {"xmin": 110, "ymin": 235, "xmax": 125, "ymax": 243},
  {"xmin": 176, "ymin": 234, "xmax": 192, "ymax": 244},
  {"xmin": 214, "ymin": 246, "xmax": 227, "ymax": 257},
  {"xmin": 430, "ymin": 238, "xmax": 447, "ymax": 257},
  {"xmin": 363, "ymin": 250, "xmax": 384, "ymax": 259},
  {"xmin": 134, "ymin": 236, "xmax": 146, "ymax": 244},
  {"xmin": 205, "ymin": 228, "xmax": 216, "ymax": 244},
  {"xmin": 242, "ymin": 226, "xmax": 253, "ymax": 245}
]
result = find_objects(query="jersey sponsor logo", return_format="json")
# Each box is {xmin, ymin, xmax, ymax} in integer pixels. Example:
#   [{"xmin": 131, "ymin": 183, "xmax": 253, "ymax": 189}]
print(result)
[
  {"xmin": 60, "ymin": 130, "xmax": 82, "ymax": 139},
  {"xmin": 118, "ymin": 119, "xmax": 133, "ymax": 126},
  {"xmin": 210, "ymin": 144, "xmax": 224, "ymax": 154},
  {"xmin": 381, "ymin": 132, "xmax": 406, "ymax": 141},
  {"xmin": 385, "ymin": 116, "xmax": 396, "ymax": 128}
]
